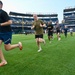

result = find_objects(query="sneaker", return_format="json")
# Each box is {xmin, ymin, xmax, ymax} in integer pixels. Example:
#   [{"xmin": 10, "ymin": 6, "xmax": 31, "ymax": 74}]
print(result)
[
  {"xmin": 58, "ymin": 38, "xmax": 61, "ymax": 41},
  {"xmin": 38, "ymin": 48, "xmax": 42, "ymax": 52},
  {"xmin": 0, "ymin": 61, "xmax": 7, "ymax": 67},
  {"xmin": 18, "ymin": 42, "xmax": 23, "ymax": 50}
]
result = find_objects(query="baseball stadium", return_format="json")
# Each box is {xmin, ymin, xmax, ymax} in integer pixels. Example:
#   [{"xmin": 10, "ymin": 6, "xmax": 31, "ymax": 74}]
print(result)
[{"xmin": 0, "ymin": 0, "xmax": 75, "ymax": 75}]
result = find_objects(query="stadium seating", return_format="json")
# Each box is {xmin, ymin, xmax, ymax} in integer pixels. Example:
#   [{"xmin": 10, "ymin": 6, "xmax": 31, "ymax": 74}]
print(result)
[
  {"xmin": 63, "ymin": 7, "xmax": 75, "ymax": 31},
  {"xmin": 9, "ymin": 12, "xmax": 58, "ymax": 34}
]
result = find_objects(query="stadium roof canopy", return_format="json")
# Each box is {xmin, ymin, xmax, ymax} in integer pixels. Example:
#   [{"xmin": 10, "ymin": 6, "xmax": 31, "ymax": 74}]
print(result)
[
  {"xmin": 64, "ymin": 8, "xmax": 75, "ymax": 12},
  {"xmin": 9, "ymin": 12, "xmax": 58, "ymax": 17}
]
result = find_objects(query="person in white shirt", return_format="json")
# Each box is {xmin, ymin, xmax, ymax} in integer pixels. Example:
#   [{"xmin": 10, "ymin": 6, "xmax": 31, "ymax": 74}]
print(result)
[{"xmin": 69, "ymin": 27, "xmax": 73, "ymax": 36}]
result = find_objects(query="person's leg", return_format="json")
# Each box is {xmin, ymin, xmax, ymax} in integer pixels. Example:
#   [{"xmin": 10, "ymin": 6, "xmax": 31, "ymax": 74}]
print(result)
[
  {"xmin": 48, "ymin": 36, "xmax": 50, "ymax": 41},
  {"xmin": 52, "ymin": 32, "xmax": 54, "ymax": 40},
  {"xmin": 39, "ymin": 38, "xmax": 46, "ymax": 45},
  {"xmin": 37, "ymin": 38, "xmax": 43, "ymax": 52},
  {"xmin": 0, "ymin": 40, "xmax": 7, "ymax": 66},
  {"xmin": 50, "ymin": 35, "xmax": 52, "ymax": 43},
  {"xmin": 70, "ymin": 32, "xmax": 72, "ymax": 36},
  {"xmin": 0, "ymin": 50, "xmax": 7, "ymax": 66},
  {"xmin": 3, "ymin": 32, "xmax": 23, "ymax": 51},
  {"xmin": 57, "ymin": 33, "xmax": 59, "ymax": 40},
  {"xmin": 36, "ymin": 38, "xmax": 39, "ymax": 48},
  {"xmin": 56, "ymin": 31, "xmax": 59, "ymax": 40},
  {"xmin": 4, "ymin": 42, "xmax": 22, "ymax": 51},
  {"xmin": 71, "ymin": 32, "xmax": 73, "ymax": 36},
  {"xmin": 35, "ymin": 35, "xmax": 40, "ymax": 50},
  {"xmin": 49, "ymin": 32, "xmax": 53, "ymax": 43},
  {"xmin": 36, "ymin": 38, "xmax": 41, "ymax": 51},
  {"xmin": 35, "ymin": 34, "xmax": 45, "ymax": 52},
  {"xmin": 48, "ymin": 33, "xmax": 50, "ymax": 41},
  {"xmin": 64, "ymin": 32, "xmax": 66, "ymax": 37},
  {"xmin": 36, "ymin": 38, "xmax": 45, "ymax": 52},
  {"xmin": 58, "ymin": 33, "xmax": 61, "ymax": 40},
  {"xmin": 65, "ymin": 32, "xmax": 67, "ymax": 37},
  {"xmin": 38, "ymin": 34, "xmax": 45, "ymax": 45}
]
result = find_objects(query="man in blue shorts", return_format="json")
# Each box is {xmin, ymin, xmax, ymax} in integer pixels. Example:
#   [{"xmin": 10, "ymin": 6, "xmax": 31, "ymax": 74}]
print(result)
[{"xmin": 0, "ymin": 1, "xmax": 22, "ymax": 67}]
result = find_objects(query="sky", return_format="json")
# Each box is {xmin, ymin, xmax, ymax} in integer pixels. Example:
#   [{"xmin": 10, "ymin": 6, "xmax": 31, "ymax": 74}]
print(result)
[{"xmin": 1, "ymin": 0, "xmax": 75, "ymax": 23}]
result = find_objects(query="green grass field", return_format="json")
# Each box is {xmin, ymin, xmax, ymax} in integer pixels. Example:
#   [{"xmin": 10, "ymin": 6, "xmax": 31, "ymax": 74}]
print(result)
[{"xmin": 0, "ymin": 33, "xmax": 75, "ymax": 75}]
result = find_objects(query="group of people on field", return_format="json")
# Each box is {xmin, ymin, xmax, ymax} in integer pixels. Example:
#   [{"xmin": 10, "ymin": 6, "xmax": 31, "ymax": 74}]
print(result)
[
  {"xmin": 31, "ymin": 14, "xmax": 62, "ymax": 52},
  {"xmin": 31, "ymin": 14, "xmax": 73, "ymax": 52},
  {"xmin": 0, "ymin": 1, "xmax": 73, "ymax": 67},
  {"xmin": 63, "ymin": 26, "xmax": 73, "ymax": 38}
]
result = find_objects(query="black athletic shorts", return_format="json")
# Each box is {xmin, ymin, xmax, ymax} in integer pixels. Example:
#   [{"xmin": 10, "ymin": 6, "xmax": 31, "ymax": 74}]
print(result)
[
  {"xmin": 56, "ymin": 30, "xmax": 60, "ymax": 33},
  {"xmin": 48, "ymin": 31, "xmax": 53, "ymax": 36},
  {"xmin": 35, "ymin": 34, "xmax": 43, "ymax": 39}
]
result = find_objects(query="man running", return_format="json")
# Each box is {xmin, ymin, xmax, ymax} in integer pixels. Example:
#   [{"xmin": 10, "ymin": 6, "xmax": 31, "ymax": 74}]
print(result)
[
  {"xmin": 31, "ymin": 14, "xmax": 46, "ymax": 52},
  {"xmin": 47, "ymin": 21, "xmax": 53, "ymax": 43},
  {"xmin": 0, "ymin": 1, "xmax": 22, "ymax": 67},
  {"xmin": 56, "ymin": 21, "xmax": 61, "ymax": 41}
]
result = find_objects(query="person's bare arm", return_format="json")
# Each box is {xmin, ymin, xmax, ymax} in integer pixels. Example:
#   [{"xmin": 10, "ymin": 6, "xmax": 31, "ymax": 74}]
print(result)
[
  {"xmin": 0, "ymin": 20, "xmax": 12, "ymax": 26},
  {"xmin": 40, "ymin": 23, "xmax": 46, "ymax": 27}
]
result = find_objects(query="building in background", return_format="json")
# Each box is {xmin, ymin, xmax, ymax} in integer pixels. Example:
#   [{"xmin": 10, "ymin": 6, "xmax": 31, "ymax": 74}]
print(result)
[{"xmin": 63, "ymin": 7, "xmax": 75, "ymax": 31}]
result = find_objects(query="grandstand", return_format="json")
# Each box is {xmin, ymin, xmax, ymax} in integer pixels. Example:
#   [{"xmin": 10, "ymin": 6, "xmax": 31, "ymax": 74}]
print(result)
[
  {"xmin": 63, "ymin": 7, "xmax": 75, "ymax": 31},
  {"xmin": 9, "ymin": 12, "xmax": 58, "ymax": 34}
]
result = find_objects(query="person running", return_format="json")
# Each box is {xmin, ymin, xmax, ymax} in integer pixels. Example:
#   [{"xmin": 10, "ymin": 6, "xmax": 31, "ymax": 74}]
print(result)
[
  {"xmin": 55, "ymin": 21, "xmax": 61, "ymax": 41},
  {"xmin": 69, "ymin": 27, "xmax": 73, "ymax": 36},
  {"xmin": 63, "ymin": 26, "xmax": 68, "ymax": 38},
  {"xmin": 0, "ymin": 1, "xmax": 22, "ymax": 67},
  {"xmin": 47, "ymin": 21, "xmax": 53, "ymax": 43},
  {"xmin": 31, "ymin": 14, "xmax": 46, "ymax": 52}
]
